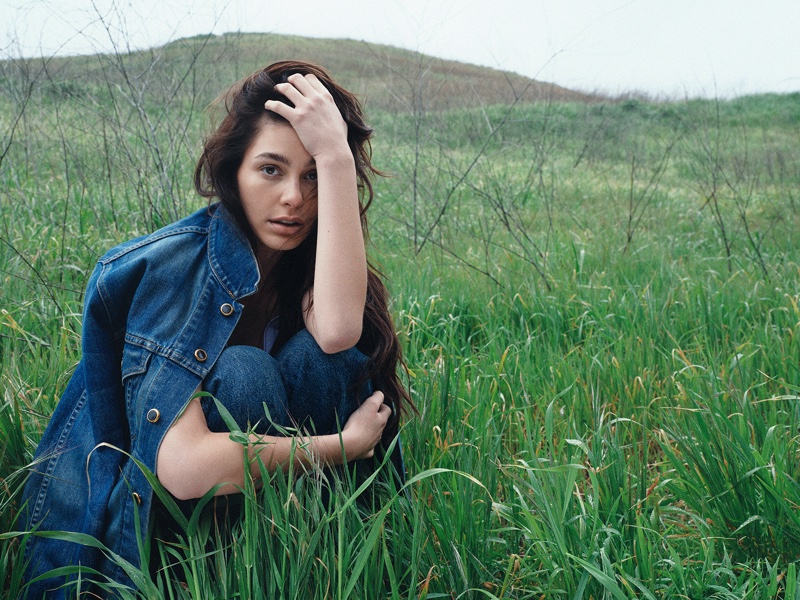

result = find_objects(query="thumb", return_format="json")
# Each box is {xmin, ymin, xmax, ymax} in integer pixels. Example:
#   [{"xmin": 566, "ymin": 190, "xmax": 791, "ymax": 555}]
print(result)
[{"xmin": 367, "ymin": 391, "xmax": 385, "ymax": 407}]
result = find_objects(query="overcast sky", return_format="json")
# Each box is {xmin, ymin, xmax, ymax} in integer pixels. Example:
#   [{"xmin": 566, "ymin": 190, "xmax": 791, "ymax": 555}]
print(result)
[{"xmin": 2, "ymin": 0, "xmax": 798, "ymax": 98}]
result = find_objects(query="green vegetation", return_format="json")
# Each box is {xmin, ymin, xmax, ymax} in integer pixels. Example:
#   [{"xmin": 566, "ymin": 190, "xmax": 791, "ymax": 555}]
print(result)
[{"xmin": 2, "ymin": 33, "xmax": 800, "ymax": 598}]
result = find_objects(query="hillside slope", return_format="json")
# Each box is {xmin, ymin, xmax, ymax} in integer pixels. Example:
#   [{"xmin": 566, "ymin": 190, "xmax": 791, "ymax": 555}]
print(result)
[{"xmin": 30, "ymin": 32, "xmax": 598, "ymax": 112}]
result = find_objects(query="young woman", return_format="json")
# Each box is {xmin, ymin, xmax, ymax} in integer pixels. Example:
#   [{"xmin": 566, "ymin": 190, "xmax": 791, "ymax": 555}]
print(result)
[{"xmin": 22, "ymin": 60, "xmax": 409, "ymax": 598}]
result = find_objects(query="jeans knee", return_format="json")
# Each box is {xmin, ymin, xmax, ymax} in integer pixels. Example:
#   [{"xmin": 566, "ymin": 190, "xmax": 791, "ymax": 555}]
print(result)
[
  {"xmin": 276, "ymin": 329, "xmax": 370, "ymax": 373},
  {"xmin": 273, "ymin": 330, "xmax": 372, "ymax": 434},
  {"xmin": 202, "ymin": 345, "xmax": 289, "ymax": 433}
]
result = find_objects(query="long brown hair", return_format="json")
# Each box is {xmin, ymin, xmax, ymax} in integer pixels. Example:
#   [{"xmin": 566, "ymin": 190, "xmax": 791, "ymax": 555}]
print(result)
[{"xmin": 194, "ymin": 60, "xmax": 412, "ymax": 427}]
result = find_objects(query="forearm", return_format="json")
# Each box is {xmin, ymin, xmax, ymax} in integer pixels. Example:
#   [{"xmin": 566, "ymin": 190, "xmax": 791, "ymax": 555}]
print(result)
[
  {"xmin": 310, "ymin": 152, "xmax": 367, "ymax": 350},
  {"xmin": 160, "ymin": 428, "xmax": 354, "ymax": 499},
  {"xmin": 245, "ymin": 428, "xmax": 352, "ymax": 480},
  {"xmin": 267, "ymin": 73, "xmax": 368, "ymax": 351}
]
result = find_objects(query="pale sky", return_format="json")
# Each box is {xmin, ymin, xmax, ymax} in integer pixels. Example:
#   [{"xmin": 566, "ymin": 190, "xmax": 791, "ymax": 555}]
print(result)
[{"xmin": 2, "ymin": 0, "xmax": 798, "ymax": 98}]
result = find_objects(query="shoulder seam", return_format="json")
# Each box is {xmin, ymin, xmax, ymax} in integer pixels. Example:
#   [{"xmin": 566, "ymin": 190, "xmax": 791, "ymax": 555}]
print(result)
[{"xmin": 99, "ymin": 226, "xmax": 209, "ymax": 265}]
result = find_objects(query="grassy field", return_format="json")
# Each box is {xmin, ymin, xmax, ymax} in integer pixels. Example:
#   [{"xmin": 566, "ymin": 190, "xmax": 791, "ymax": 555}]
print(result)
[{"xmin": 2, "ymin": 34, "xmax": 800, "ymax": 598}]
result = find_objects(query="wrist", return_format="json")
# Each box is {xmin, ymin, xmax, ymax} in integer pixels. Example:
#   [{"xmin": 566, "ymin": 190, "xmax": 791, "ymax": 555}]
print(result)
[
  {"xmin": 338, "ymin": 429, "xmax": 358, "ymax": 462},
  {"xmin": 306, "ymin": 432, "xmax": 349, "ymax": 466},
  {"xmin": 313, "ymin": 148, "xmax": 355, "ymax": 171}
]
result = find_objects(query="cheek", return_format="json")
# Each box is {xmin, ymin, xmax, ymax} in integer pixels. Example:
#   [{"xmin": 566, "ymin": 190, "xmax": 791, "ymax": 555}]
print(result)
[
  {"xmin": 235, "ymin": 173, "xmax": 249, "ymax": 203},
  {"xmin": 238, "ymin": 175, "xmax": 261, "ymax": 209}
]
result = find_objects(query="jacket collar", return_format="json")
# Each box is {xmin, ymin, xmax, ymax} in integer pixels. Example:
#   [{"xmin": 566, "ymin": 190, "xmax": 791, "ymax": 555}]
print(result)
[{"xmin": 207, "ymin": 203, "xmax": 260, "ymax": 300}]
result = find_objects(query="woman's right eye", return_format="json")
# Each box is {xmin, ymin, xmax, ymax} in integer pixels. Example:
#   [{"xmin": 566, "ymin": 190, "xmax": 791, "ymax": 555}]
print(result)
[{"xmin": 261, "ymin": 165, "xmax": 279, "ymax": 176}]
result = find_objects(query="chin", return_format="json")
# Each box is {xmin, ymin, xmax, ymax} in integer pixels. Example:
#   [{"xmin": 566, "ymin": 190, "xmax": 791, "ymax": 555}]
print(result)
[{"xmin": 262, "ymin": 236, "xmax": 308, "ymax": 253}]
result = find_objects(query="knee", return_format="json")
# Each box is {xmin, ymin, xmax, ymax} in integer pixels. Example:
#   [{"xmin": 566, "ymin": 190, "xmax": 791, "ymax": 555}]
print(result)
[
  {"xmin": 277, "ymin": 329, "xmax": 321, "ymax": 357},
  {"xmin": 206, "ymin": 345, "xmax": 281, "ymax": 390},
  {"xmin": 202, "ymin": 345, "xmax": 288, "ymax": 432},
  {"xmin": 277, "ymin": 329, "xmax": 369, "ymax": 370},
  {"xmin": 274, "ymin": 331, "xmax": 373, "ymax": 422}
]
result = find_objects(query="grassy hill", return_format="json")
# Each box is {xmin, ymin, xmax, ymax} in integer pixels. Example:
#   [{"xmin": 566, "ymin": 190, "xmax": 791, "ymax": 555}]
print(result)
[{"xmin": 20, "ymin": 31, "xmax": 598, "ymax": 113}]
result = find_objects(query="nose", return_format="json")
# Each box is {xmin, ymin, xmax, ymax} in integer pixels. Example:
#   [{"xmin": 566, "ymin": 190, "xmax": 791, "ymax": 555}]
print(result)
[{"xmin": 281, "ymin": 178, "xmax": 304, "ymax": 208}]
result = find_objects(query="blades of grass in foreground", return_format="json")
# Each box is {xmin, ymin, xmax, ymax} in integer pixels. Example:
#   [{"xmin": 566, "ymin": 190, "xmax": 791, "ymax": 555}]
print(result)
[{"xmin": 661, "ymin": 392, "xmax": 800, "ymax": 564}]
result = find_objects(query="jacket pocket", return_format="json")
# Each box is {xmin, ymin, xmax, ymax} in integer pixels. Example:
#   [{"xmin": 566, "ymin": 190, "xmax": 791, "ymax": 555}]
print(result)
[{"xmin": 121, "ymin": 342, "xmax": 152, "ymax": 414}]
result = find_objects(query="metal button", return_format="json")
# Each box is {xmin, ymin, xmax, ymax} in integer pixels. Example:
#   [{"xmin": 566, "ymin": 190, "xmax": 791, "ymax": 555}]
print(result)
[
  {"xmin": 132, "ymin": 492, "xmax": 142, "ymax": 505},
  {"xmin": 220, "ymin": 303, "xmax": 234, "ymax": 316},
  {"xmin": 146, "ymin": 408, "xmax": 160, "ymax": 423},
  {"xmin": 194, "ymin": 348, "xmax": 208, "ymax": 362}
]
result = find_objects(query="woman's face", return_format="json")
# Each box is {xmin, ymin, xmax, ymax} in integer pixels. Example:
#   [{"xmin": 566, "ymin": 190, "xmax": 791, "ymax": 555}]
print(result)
[{"xmin": 236, "ymin": 120, "xmax": 318, "ymax": 257}]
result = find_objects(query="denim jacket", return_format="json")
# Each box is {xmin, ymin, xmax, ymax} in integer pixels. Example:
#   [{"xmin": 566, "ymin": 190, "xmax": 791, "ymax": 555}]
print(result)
[{"xmin": 22, "ymin": 203, "xmax": 259, "ymax": 598}]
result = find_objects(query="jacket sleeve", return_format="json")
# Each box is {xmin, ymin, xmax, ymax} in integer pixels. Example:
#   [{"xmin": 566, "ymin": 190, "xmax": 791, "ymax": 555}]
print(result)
[
  {"xmin": 81, "ymin": 261, "xmax": 130, "ymax": 450},
  {"xmin": 20, "ymin": 260, "xmax": 133, "ymax": 597}
]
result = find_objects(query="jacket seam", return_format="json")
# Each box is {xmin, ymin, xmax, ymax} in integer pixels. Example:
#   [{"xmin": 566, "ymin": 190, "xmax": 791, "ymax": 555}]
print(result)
[
  {"xmin": 124, "ymin": 334, "xmax": 208, "ymax": 377},
  {"xmin": 99, "ymin": 226, "xmax": 209, "ymax": 265}
]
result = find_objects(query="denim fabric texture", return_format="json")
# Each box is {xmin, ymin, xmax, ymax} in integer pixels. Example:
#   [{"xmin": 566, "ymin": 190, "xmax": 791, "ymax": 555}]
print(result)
[
  {"xmin": 202, "ymin": 332, "xmax": 372, "ymax": 436},
  {"xmin": 202, "ymin": 345, "xmax": 292, "ymax": 434},
  {"xmin": 20, "ymin": 203, "xmax": 391, "ymax": 598}
]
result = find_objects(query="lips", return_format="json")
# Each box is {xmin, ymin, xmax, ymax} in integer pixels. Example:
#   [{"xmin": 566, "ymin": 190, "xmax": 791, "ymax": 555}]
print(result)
[
  {"xmin": 270, "ymin": 215, "xmax": 304, "ymax": 225},
  {"xmin": 268, "ymin": 216, "xmax": 305, "ymax": 235}
]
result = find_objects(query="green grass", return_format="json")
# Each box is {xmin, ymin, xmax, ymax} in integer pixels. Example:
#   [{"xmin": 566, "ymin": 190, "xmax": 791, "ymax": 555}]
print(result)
[{"xmin": 3, "ymin": 34, "xmax": 800, "ymax": 598}]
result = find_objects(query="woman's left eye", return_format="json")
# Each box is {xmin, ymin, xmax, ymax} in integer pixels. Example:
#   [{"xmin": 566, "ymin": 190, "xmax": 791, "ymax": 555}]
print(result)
[{"xmin": 306, "ymin": 171, "xmax": 318, "ymax": 182}]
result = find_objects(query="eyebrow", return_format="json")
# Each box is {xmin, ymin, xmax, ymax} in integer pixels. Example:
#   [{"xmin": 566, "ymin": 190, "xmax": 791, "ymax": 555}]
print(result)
[{"xmin": 253, "ymin": 152, "xmax": 315, "ymax": 168}]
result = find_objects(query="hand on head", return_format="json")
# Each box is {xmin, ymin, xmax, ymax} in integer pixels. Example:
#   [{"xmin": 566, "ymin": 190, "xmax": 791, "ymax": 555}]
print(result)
[{"xmin": 265, "ymin": 73, "xmax": 349, "ymax": 159}]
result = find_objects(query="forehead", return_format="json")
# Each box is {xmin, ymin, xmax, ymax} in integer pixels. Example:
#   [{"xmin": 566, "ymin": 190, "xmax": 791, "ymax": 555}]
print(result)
[{"xmin": 243, "ymin": 119, "xmax": 313, "ymax": 164}]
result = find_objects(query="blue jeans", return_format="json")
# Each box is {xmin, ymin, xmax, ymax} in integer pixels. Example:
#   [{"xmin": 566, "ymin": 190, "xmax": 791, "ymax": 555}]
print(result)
[{"xmin": 201, "ymin": 329, "xmax": 373, "ymax": 437}]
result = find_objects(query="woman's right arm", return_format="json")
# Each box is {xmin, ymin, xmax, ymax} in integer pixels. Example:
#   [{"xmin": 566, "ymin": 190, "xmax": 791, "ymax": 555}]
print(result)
[{"xmin": 156, "ymin": 390, "xmax": 390, "ymax": 500}]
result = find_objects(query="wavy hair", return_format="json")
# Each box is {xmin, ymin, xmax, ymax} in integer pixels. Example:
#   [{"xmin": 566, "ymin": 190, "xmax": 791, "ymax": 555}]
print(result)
[{"xmin": 194, "ymin": 61, "xmax": 412, "ymax": 428}]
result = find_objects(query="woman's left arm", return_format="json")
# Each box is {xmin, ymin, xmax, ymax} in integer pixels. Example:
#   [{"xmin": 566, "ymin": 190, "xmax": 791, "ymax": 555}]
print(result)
[{"xmin": 266, "ymin": 74, "xmax": 367, "ymax": 354}]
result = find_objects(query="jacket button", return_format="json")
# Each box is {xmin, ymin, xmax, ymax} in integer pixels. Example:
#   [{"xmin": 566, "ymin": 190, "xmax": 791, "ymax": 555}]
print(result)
[
  {"xmin": 194, "ymin": 348, "xmax": 208, "ymax": 362},
  {"xmin": 220, "ymin": 303, "xmax": 234, "ymax": 316},
  {"xmin": 146, "ymin": 408, "xmax": 161, "ymax": 423},
  {"xmin": 132, "ymin": 492, "xmax": 142, "ymax": 505}
]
